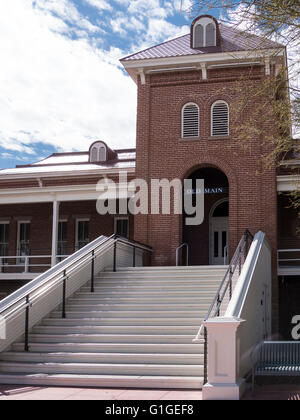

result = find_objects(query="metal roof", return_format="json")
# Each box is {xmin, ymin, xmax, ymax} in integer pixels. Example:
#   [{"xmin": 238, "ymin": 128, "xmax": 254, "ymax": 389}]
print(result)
[
  {"xmin": 0, "ymin": 149, "xmax": 136, "ymax": 178},
  {"xmin": 121, "ymin": 24, "xmax": 284, "ymax": 62}
]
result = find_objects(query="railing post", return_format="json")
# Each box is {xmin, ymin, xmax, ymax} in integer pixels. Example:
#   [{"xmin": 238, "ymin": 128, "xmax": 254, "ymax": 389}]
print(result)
[
  {"xmin": 203, "ymin": 327, "xmax": 208, "ymax": 385},
  {"xmin": 24, "ymin": 294, "xmax": 30, "ymax": 352},
  {"xmin": 113, "ymin": 241, "xmax": 117, "ymax": 272},
  {"xmin": 238, "ymin": 246, "xmax": 242, "ymax": 275},
  {"xmin": 229, "ymin": 266, "xmax": 233, "ymax": 300},
  {"xmin": 62, "ymin": 270, "xmax": 67, "ymax": 319},
  {"xmin": 133, "ymin": 246, "xmax": 136, "ymax": 268},
  {"xmin": 217, "ymin": 294, "xmax": 221, "ymax": 317},
  {"xmin": 91, "ymin": 250, "xmax": 95, "ymax": 293},
  {"xmin": 24, "ymin": 256, "xmax": 29, "ymax": 273}
]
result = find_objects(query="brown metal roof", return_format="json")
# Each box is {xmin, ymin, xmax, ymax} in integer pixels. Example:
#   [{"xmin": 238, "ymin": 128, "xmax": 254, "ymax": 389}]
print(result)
[{"xmin": 121, "ymin": 24, "xmax": 284, "ymax": 62}]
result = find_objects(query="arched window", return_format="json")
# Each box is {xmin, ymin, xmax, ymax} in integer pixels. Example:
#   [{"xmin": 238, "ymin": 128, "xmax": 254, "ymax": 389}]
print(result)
[
  {"xmin": 193, "ymin": 17, "xmax": 217, "ymax": 48},
  {"xmin": 211, "ymin": 101, "xmax": 229, "ymax": 136},
  {"xmin": 194, "ymin": 24, "xmax": 204, "ymax": 48},
  {"xmin": 182, "ymin": 103, "xmax": 200, "ymax": 138},
  {"xmin": 90, "ymin": 142, "xmax": 107, "ymax": 162},
  {"xmin": 206, "ymin": 23, "xmax": 216, "ymax": 47}
]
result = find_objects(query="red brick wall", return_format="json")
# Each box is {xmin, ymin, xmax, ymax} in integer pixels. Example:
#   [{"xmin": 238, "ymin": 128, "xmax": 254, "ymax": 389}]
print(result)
[
  {"xmin": 0, "ymin": 201, "xmax": 134, "ymax": 272},
  {"xmin": 133, "ymin": 66, "xmax": 279, "ymax": 328}
]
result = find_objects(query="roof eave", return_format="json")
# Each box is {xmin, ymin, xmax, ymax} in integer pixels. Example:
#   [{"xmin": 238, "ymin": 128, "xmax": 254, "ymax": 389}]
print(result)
[{"xmin": 121, "ymin": 47, "xmax": 286, "ymax": 82}]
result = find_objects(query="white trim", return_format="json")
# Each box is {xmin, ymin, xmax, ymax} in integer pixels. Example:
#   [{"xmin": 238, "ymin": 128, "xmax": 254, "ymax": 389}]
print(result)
[
  {"xmin": 211, "ymin": 100, "xmax": 230, "ymax": 137},
  {"xmin": 0, "ymin": 182, "xmax": 134, "ymax": 205},
  {"xmin": 122, "ymin": 48, "xmax": 285, "ymax": 68},
  {"xmin": 0, "ymin": 167, "xmax": 135, "ymax": 181},
  {"xmin": 51, "ymin": 200, "xmax": 60, "ymax": 267},
  {"xmin": 114, "ymin": 216, "xmax": 130, "ymax": 238},
  {"xmin": 121, "ymin": 48, "xmax": 285, "ymax": 82},
  {"xmin": 181, "ymin": 102, "xmax": 200, "ymax": 139},
  {"xmin": 277, "ymin": 175, "xmax": 300, "ymax": 191}
]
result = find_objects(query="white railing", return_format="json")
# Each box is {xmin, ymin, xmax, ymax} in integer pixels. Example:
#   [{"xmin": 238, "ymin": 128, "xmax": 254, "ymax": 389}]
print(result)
[
  {"xmin": 0, "ymin": 234, "xmax": 152, "ymax": 353},
  {"xmin": 202, "ymin": 232, "xmax": 272, "ymax": 400},
  {"xmin": 0, "ymin": 255, "xmax": 69, "ymax": 273},
  {"xmin": 176, "ymin": 243, "xmax": 189, "ymax": 266}
]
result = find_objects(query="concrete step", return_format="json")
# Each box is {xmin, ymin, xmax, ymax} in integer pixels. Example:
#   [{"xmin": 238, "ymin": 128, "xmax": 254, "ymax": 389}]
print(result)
[
  {"xmin": 12, "ymin": 342, "xmax": 203, "ymax": 354},
  {"xmin": 0, "ymin": 352, "xmax": 204, "ymax": 365},
  {"xmin": 75, "ymin": 290, "xmax": 216, "ymax": 298},
  {"xmin": 80, "ymin": 285, "xmax": 219, "ymax": 293},
  {"xmin": 27, "ymin": 333, "xmax": 197, "ymax": 344},
  {"xmin": 0, "ymin": 373, "xmax": 203, "ymax": 389},
  {"xmin": 107, "ymin": 266, "xmax": 226, "ymax": 271},
  {"xmin": 63, "ymin": 303, "xmax": 209, "ymax": 311},
  {"xmin": 94, "ymin": 279, "xmax": 223, "ymax": 285},
  {"xmin": 42, "ymin": 317, "xmax": 204, "ymax": 326},
  {"xmin": 34, "ymin": 325, "xmax": 200, "ymax": 335},
  {"xmin": 72, "ymin": 295, "xmax": 213, "ymax": 304},
  {"xmin": 49, "ymin": 310, "xmax": 207, "ymax": 319},
  {"xmin": 0, "ymin": 361, "xmax": 204, "ymax": 377}
]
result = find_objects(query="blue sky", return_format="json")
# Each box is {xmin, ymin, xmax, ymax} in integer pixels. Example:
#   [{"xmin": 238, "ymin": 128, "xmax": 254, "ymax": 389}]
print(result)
[
  {"xmin": 1, "ymin": 0, "xmax": 216, "ymax": 169},
  {"xmin": 0, "ymin": 1, "xmax": 297, "ymax": 170}
]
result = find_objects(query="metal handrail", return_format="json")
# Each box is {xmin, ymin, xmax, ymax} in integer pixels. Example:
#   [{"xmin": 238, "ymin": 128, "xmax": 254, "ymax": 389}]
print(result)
[
  {"xmin": 193, "ymin": 229, "xmax": 253, "ymax": 384},
  {"xmin": 176, "ymin": 243, "xmax": 189, "ymax": 266},
  {"xmin": 0, "ymin": 234, "xmax": 152, "ymax": 351}
]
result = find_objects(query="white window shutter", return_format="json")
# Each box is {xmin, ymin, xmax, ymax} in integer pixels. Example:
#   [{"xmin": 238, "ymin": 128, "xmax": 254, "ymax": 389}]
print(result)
[
  {"xmin": 182, "ymin": 104, "xmax": 199, "ymax": 138},
  {"xmin": 212, "ymin": 102, "xmax": 229, "ymax": 136},
  {"xmin": 194, "ymin": 24, "xmax": 204, "ymax": 48},
  {"xmin": 206, "ymin": 23, "xmax": 216, "ymax": 47},
  {"xmin": 91, "ymin": 147, "xmax": 98, "ymax": 162},
  {"xmin": 98, "ymin": 146, "xmax": 106, "ymax": 162}
]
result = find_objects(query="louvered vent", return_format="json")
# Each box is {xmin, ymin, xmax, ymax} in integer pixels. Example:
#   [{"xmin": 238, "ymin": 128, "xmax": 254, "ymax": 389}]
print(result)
[
  {"xmin": 182, "ymin": 104, "xmax": 199, "ymax": 138},
  {"xmin": 212, "ymin": 102, "xmax": 229, "ymax": 136}
]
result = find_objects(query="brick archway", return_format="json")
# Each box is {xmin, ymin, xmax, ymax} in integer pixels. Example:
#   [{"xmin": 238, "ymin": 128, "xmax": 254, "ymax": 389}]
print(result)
[{"xmin": 175, "ymin": 155, "xmax": 239, "ymax": 265}]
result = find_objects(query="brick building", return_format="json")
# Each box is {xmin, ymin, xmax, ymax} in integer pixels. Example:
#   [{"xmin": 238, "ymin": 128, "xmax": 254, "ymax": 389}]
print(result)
[{"xmin": 0, "ymin": 15, "xmax": 299, "ymax": 339}]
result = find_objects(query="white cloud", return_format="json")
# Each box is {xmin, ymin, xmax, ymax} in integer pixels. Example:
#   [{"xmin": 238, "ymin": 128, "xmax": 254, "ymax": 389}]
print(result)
[
  {"xmin": 0, "ymin": 0, "xmax": 137, "ymax": 154},
  {"xmin": 0, "ymin": 0, "xmax": 192, "ymax": 160},
  {"xmin": 84, "ymin": 0, "xmax": 112, "ymax": 12}
]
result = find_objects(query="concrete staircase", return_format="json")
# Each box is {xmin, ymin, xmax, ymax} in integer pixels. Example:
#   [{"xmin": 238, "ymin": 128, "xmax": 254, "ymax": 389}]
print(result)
[{"xmin": 0, "ymin": 266, "xmax": 227, "ymax": 389}]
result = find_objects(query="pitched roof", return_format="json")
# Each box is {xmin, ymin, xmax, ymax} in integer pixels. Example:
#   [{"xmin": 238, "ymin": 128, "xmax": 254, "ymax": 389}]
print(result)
[
  {"xmin": 121, "ymin": 24, "xmax": 284, "ymax": 62},
  {"xmin": 0, "ymin": 149, "xmax": 136, "ymax": 179}
]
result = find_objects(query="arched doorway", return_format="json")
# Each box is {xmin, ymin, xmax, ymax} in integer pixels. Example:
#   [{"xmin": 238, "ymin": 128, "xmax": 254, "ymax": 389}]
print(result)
[{"xmin": 182, "ymin": 167, "xmax": 229, "ymax": 266}]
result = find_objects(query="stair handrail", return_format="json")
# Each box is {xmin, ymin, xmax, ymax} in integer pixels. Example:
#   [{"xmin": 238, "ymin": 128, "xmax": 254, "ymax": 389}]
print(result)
[
  {"xmin": 193, "ymin": 230, "xmax": 253, "ymax": 384},
  {"xmin": 176, "ymin": 243, "xmax": 189, "ymax": 266},
  {"xmin": 194, "ymin": 229, "xmax": 253, "ymax": 342},
  {"xmin": 0, "ymin": 234, "xmax": 152, "ymax": 352}
]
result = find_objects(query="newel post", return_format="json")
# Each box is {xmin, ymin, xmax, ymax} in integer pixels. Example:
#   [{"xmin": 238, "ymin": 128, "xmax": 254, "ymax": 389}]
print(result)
[{"xmin": 202, "ymin": 317, "xmax": 246, "ymax": 401}]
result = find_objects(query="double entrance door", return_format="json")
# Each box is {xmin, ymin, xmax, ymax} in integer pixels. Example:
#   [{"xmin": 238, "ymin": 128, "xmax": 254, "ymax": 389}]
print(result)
[{"xmin": 209, "ymin": 217, "xmax": 229, "ymax": 265}]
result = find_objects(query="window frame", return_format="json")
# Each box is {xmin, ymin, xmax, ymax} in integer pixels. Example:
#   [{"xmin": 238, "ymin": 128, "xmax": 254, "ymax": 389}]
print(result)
[
  {"xmin": 114, "ymin": 216, "xmax": 129, "ymax": 239},
  {"xmin": 181, "ymin": 102, "xmax": 200, "ymax": 139},
  {"xmin": 57, "ymin": 219, "xmax": 68, "ymax": 259},
  {"xmin": 90, "ymin": 142, "xmax": 107, "ymax": 163},
  {"xmin": 211, "ymin": 100, "xmax": 230, "ymax": 137},
  {"xmin": 75, "ymin": 218, "xmax": 90, "ymax": 251},
  {"xmin": 17, "ymin": 221, "xmax": 31, "ymax": 264},
  {"xmin": 193, "ymin": 18, "xmax": 216, "ymax": 48},
  {"xmin": 0, "ymin": 221, "xmax": 10, "ymax": 265}
]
